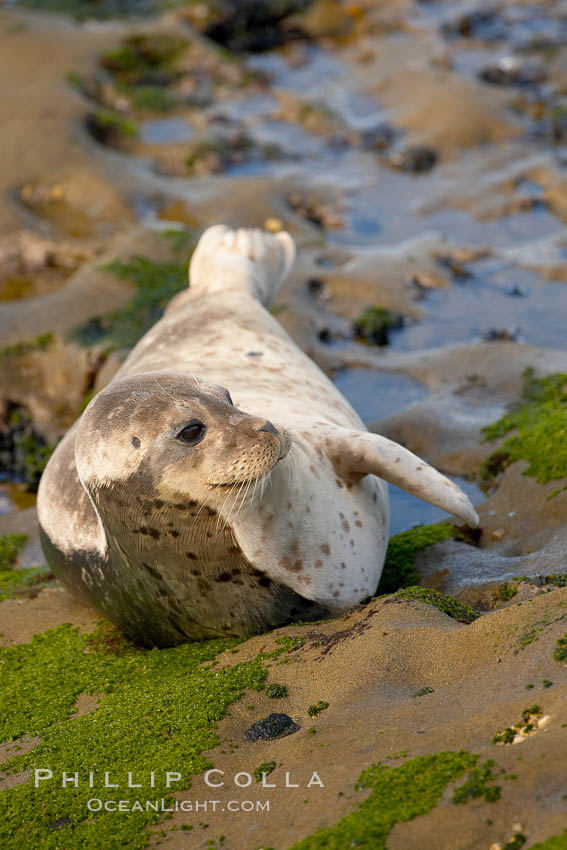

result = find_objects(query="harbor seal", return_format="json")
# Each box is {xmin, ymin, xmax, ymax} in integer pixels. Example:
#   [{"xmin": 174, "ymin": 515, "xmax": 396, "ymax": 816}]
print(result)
[{"xmin": 38, "ymin": 225, "xmax": 478, "ymax": 647}]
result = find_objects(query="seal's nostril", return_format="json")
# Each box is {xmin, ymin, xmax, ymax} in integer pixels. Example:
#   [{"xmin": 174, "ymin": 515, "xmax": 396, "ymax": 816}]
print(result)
[{"xmin": 257, "ymin": 420, "xmax": 278, "ymax": 437}]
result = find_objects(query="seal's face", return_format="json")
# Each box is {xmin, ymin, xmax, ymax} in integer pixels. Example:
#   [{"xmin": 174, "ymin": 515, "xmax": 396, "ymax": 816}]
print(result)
[{"xmin": 76, "ymin": 371, "xmax": 290, "ymax": 515}]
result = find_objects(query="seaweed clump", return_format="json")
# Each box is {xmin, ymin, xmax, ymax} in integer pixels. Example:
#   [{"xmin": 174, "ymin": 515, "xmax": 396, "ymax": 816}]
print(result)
[
  {"xmin": 0, "ymin": 403, "xmax": 55, "ymax": 491},
  {"xmin": 527, "ymin": 829, "xmax": 567, "ymax": 849},
  {"xmin": 307, "ymin": 701, "xmax": 329, "ymax": 717},
  {"xmin": 480, "ymin": 369, "xmax": 567, "ymax": 492},
  {"xmin": 393, "ymin": 587, "xmax": 479, "ymax": 624},
  {"xmin": 254, "ymin": 761, "xmax": 277, "ymax": 782},
  {"xmin": 288, "ymin": 751, "xmax": 477, "ymax": 849},
  {"xmin": 100, "ymin": 33, "xmax": 188, "ymax": 82},
  {"xmin": 451, "ymin": 760, "xmax": 502, "ymax": 804},
  {"xmin": 378, "ymin": 521, "xmax": 471, "ymax": 594},
  {"xmin": 0, "ymin": 534, "xmax": 53, "ymax": 602},
  {"xmin": 72, "ymin": 254, "xmax": 191, "ymax": 348},
  {"xmin": 85, "ymin": 110, "xmax": 139, "ymax": 150},
  {"xmin": 353, "ymin": 307, "xmax": 404, "ymax": 347},
  {"xmin": 493, "ymin": 706, "xmax": 543, "ymax": 745},
  {"xmin": 0, "ymin": 622, "xmax": 270, "ymax": 848},
  {"xmin": 554, "ymin": 633, "xmax": 567, "ymax": 662}
]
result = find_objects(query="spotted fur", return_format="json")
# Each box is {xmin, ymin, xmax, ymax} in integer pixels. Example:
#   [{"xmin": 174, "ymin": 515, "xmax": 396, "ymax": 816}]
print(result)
[{"xmin": 38, "ymin": 226, "xmax": 477, "ymax": 646}]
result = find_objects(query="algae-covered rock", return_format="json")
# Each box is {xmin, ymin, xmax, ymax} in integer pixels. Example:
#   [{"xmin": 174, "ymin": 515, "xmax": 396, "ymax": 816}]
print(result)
[
  {"xmin": 244, "ymin": 712, "xmax": 300, "ymax": 741},
  {"xmin": 100, "ymin": 33, "xmax": 188, "ymax": 81},
  {"xmin": 184, "ymin": 0, "xmax": 313, "ymax": 53},
  {"xmin": 393, "ymin": 586, "xmax": 480, "ymax": 624},
  {"xmin": 353, "ymin": 306, "xmax": 405, "ymax": 346},
  {"xmin": 85, "ymin": 109, "xmax": 139, "ymax": 151},
  {"xmin": 481, "ymin": 368, "xmax": 567, "ymax": 490},
  {"xmin": 377, "ymin": 521, "xmax": 471, "ymax": 594},
  {"xmin": 289, "ymin": 751, "xmax": 477, "ymax": 849},
  {"xmin": 72, "ymin": 253, "xmax": 191, "ymax": 348},
  {"xmin": 0, "ymin": 534, "xmax": 52, "ymax": 601},
  {"xmin": 0, "ymin": 402, "xmax": 55, "ymax": 491}
]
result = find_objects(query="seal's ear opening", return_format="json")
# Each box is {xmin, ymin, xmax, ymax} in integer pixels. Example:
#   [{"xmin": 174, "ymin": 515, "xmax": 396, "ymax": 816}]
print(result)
[{"xmin": 188, "ymin": 225, "xmax": 296, "ymax": 306}]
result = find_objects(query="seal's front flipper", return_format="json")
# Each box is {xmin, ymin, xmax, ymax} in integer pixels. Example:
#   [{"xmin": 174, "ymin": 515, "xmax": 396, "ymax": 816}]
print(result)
[
  {"xmin": 319, "ymin": 425, "xmax": 479, "ymax": 527},
  {"xmin": 188, "ymin": 225, "xmax": 296, "ymax": 306}
]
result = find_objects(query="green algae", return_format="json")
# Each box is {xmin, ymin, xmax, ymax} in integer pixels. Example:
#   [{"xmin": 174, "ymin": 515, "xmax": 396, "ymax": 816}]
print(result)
[
  {"xmin": 493, "ymin": 706, "xmax": 542, "ymax": 745},
  {"xmin": 101, "ymin": 33, "xmax": 188, "ymax": 80},
  {"xmin": 12, "ymin": 431, "xmax": 55, "ymax": 489},
  {"xmin": 185, "ymin": 139, "xmax": 234, "ymax": 172},
  {"xmin": 1, "ymin": 403, "xmax": 55, "ymax": 490},
  {"xmin": 0, "ymin": 533, "xmax": 27, "ymax": 570},
  {"xmin": 266, "ymin": 683, "xmax": 288, "ymax": 699},
  {"xmin": 515, "ymin": 609, "xmax": 567, "ymax": 654},
  {"xmin": 554, "ymin": 633, "xmax": 567, "ymax": 661},
  {"xmin": 528, "ymin": 830, "xmax": 567, "ymax": 849},
  {"xmin": 513, "ymin": 573, "xmax": 567, "ymax": 591},
  {"xmin": 125, "ymin": 85, "xmax": 177, "ymax": 113},
  {"xmin": 85, "ymin": 109, "xmax": 139, "ymax": 150},
  {"xmin": 0, "ymin": 534, "xmax": 54, "ymax": 601},
  {"xmin": 377, "ymin": 522, "xmax": 459, "ymax": 594},
  {"xmin": 307, "ymin": 701, "xmax": 329, "ymax": 718},
  {"xmin": 72, "ymin": 254, "xmax": 191, "ymax": 348},
  {"xmin": 253, "ymin": 761, "xmax": 277, "ymax": 782},
  {"xmin": 393, "ymin": 586, "xmax": 480, "ymax": 624},
  {"xmin": 499, "ymin": 582, "xmax": 519, "ymax": 600},
  {"xmin": 533, "ymin": 574, "xmax": 567, "ymax": 588},
  {"xmin": 0, "ymin": 621, "xmax": 276, "ymax": 849},
  {"xmin": 353, "ymin": 306, "xmax": 404, "ymax": 347},
  {"xmin": 481, "ymin": 369, "xmax": 567, "ymax": 489},
  {"xmin": 287, "ymin": 751, "xmax": 476, "ymax": 850},
  {"xmin": 375, "ymin": 523, "xmax": 481, "ymax": 622},
  {"xmin": 0, "ymin": 563, "xmax": 53, "ymax": 602},
  {"xmin": 0, "ymin": 332, "xmax": 54, "ymax": 358},
  {"xmin": 503, "ymin": 835, "xmax": 526, "ymax": 850},
  {"xmin": 413, "ymin": 686, "xmax": 435, "ymax": 697},
  {"xmin": 452, "ymin": 760, "xmax": 502, "ymax": 804}
]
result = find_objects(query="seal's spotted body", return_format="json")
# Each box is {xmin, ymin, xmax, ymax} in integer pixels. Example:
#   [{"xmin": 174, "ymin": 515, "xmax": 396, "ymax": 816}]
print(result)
[{"xmin": 38, "ymin": 226, "xmax": 477, "ymax": 646}]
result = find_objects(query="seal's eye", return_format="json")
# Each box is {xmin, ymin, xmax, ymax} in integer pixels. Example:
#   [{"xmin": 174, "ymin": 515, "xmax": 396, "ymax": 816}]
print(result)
[{"xmin": 177, "ymin": 420, "xmax": 206, "ymax": 446}]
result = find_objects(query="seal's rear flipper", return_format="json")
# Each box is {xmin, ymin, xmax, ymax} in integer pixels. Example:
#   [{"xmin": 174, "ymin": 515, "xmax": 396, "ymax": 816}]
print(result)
[
  {"xmin": 188, "ymin": 225, "xmax": 296, "ymax": 306},
  {"xmin": 318, "ymin": 424, "xmax": 479, "ymax": 527}
]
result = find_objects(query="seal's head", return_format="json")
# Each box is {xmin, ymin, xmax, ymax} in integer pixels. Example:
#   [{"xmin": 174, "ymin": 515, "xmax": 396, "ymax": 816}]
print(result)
[{"xmin": 75, "ymin": 371, "xmax": 289, "ymax": 515}]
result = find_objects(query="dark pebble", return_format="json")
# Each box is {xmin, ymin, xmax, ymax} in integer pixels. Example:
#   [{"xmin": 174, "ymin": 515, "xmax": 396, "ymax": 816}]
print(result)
[
  {"xmin": 481, "ymin": 327, "xmax": 521, "ymax": 342},
  {"xmin": 387, "ymin": 146, "xmax": 438, "ymax": 174},
  {"xmin": 437, "ymin": 256, "xmax": 472, "ymax": 281},
  {"xmin": 505, "ymin": 283, "xmax": 529, "ymax": 297},
  {"xmin": 244, "ymin": 713, "xmax": 300, "ymax": 742},
  {"xmin": 441, "ymin": 11, "xmax": 507, "ymax": 42},
  {"xmin": 49, "ymin": 817, "xmax": 71, "ymax": 830},
  {"xmin": 359, "ymin": 123, "xmax": 398, "ymax": 151},
  {"xmin": 479, "ymin": 57, "xmax": 548, "ymax": 87},
  {"xmin": 203, "ymin": 0, "xmax": 312, "ymax": 53}
]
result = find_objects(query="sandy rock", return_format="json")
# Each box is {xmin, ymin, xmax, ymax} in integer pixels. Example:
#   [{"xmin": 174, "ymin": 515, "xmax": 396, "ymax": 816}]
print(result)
[
  {"xmin": 155, "ymin": 590, "xmax": 567, "ymax": 847},
  {"xmin": 0, "ymin": 337, "xmax": 97, "ymax": 442},
  {"xmin": 0, "ymin": 585, "xmax": 99, "ymax": 648},
  {"xmin": 0, "ymin": 226, "xmax": 169, "ymax": 349}
]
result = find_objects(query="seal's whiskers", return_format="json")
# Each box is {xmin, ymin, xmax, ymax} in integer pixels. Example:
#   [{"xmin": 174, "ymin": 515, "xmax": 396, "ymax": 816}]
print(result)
[{"xmin": 218, "ymin": 480, "xmax": 240, "ymax": 531}]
